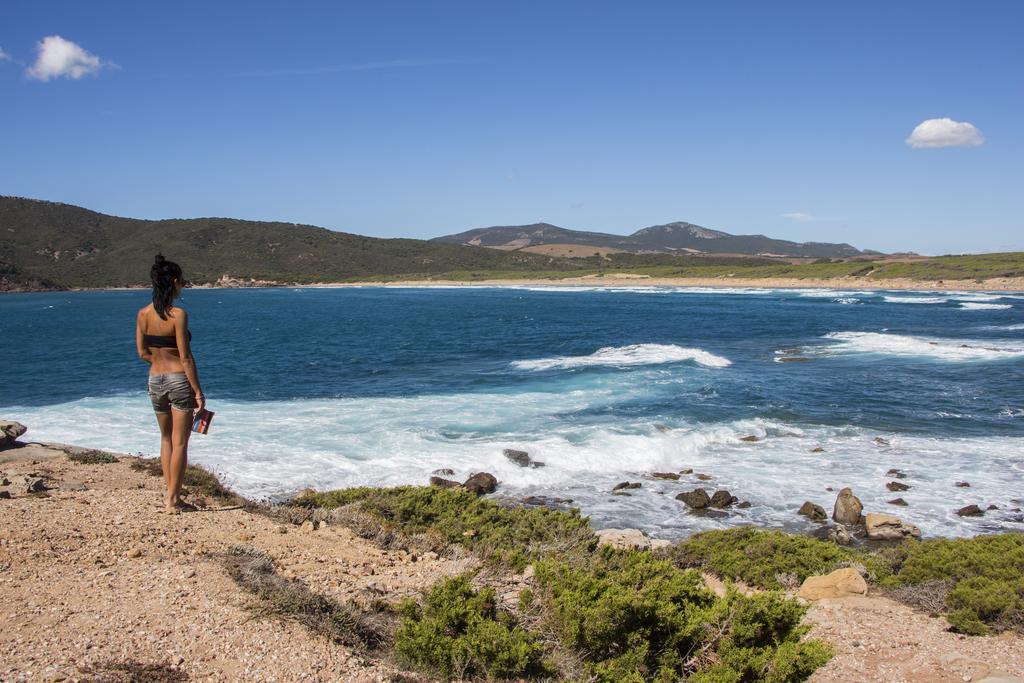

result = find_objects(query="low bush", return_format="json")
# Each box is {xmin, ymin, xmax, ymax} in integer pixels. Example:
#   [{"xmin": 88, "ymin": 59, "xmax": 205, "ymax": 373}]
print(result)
[
  {"xmin": 67, "ymin": 449, "xmax": 118, "ymax": 464},
  {"xmin": 129, "ymin": 457, "xmax": 242, "ymax": 503},
  {"xmin": 671, "ymin": 527, "xmax": 891, "ymax": 589},
  {"xmin": 294, "ymin": 485, "xmax": 596, "ymax": 570},
  {"xmin": 395, "ymin": 574, "xmax": 554, "ymax": 680},
  {"xmin": 535, "ymin": 547, "xmax": 832, "ymax": 682},
  {"xmin": 880, "ymin": 534, "xmax": 1024, "ymax": 634}
]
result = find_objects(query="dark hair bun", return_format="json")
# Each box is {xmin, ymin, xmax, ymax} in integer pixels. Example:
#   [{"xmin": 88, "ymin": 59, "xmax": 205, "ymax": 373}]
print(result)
[{"xmin": 155, "ymin": 253, "xmax": 166, "ymax": 265}]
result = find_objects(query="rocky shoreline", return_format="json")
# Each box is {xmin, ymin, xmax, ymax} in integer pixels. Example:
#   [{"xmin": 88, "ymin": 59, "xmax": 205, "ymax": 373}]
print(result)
[{"xmin": 3, "ymin": 422, "xmax": 1024, "ymax": 682}]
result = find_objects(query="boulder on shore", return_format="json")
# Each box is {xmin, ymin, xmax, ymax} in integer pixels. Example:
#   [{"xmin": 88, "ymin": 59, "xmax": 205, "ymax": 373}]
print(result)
[
  {"xmin": 798, "ymin": 567, "xmax": 867, "ymax": 600},
  {"xmin": 0, "ymin": 420, "xmax": 27, "ymax": 450},
  {"xmin": 864, "ymin": 513, "xmax": 921, "ymax": 540},
  {"xmin": 676, "ymin": 488, "xmax": 711, "ymax": 509},
  {"xmin": 595, "ymin": 528, "xmax": 671, "ymax": 551},
  {"xmin": 503, "ymin": 449, "xmax": 544, "ymax": 468},
  {"xmin": 832, "ymin": 487, "xmax": 864, "ymax": 526},
  {"xmin": 828, "ymin": 525, "xmax": 853, "ymax": 546},
  {"xmin": 463, "ymin": 472, "xmax": 498, "ymax": 495},
  {"xmin": 429, "ymin": 476, "xmax": 462, "ymax": 489},
  {"xmin": 798, "ymin": 501, "xmax": 827, "ymax": 522}
]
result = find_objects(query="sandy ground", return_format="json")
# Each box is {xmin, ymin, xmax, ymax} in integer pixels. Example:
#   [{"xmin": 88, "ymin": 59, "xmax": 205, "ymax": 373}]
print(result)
[
  {"xmin": 307, "ymin": 274, "xmax": 1024, "ymax": 292},
  {"xmin": 2, "ymin": 443, "xmax": 1023, "ymax": 682}
]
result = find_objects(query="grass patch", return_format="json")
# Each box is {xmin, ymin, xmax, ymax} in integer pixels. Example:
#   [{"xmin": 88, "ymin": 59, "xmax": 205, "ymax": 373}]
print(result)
[
  {"xmin": 670, "ymin": 528, "xmax": 893, "ymax": 590},
  {"xmin": 129, "ymin": 457, "xmax": 242, "ymax": 504},
  {"xmin": 535, "ymin": 546, "xmax": 832, "ymax": 682},
  {"xmin": 880, "ymin": 534, "xmax": 1024, "ymax": 635},
  {"xmin": 79, "ymin": 659, "xmax": 187, "ymax": 682},
  {"xmin": 67, "ymin": 449, "xmax": 118, "ymax": 464},
  {"xmin": 293, "ymin": 485, "xmax": 597, "ymax": 571},
  {"xmin": 395, "ymin": 573, "xmax": 555, "ymax": 680},
  {"xmin": 221, "ymin": 545, "xmax": 391, "ymax": 649}
]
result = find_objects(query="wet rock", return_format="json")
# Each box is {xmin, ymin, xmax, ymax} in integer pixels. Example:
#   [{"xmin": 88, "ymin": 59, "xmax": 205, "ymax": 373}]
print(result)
[
  {"xmin": 429, "ymin": 476, "xmax": 462, "ymax": 489},
  {"xmin": 0, "ymin": 420, "xmax": 27, "ymax": 450},
  {"xmin": 887, "ymin": 468, "xmax": 907, "ymax": 479},
  {"xmin": 810, "ymin": 447, "xmax": 825, "ymax": 453},
  {"xmin": 678, "ymin": 468, "xmax": 693, "ymax": 475},
  {"xmin": 955, "ymin": 481, "xmax": 971, "ymax": 487},
  {"xmin": 432, "ymin": 468, "xmax": 455, "ymax": 476},
  {"xmin": 695, "ymin": 473, "xmax": 714, "ymax": 481},
  {"xmin": 463, "ymin": 472, "xmax": 498, "ymax": 495},
  {"xmin": 503, "ymin": 449, "xmax": 531, "ymax": 466},
  {"xmin": 873, "ymin": 437, "xmax": 890, "ymax": 446},
  {"xmin": 798, "ymin": 567, "xmax": 867, "ymax": 600},
  {"xmin": 710, "ymin": 490, "xmax": 738, "ymax": 508},
  {"xmin": 522, "ymin": 495, "xmax": 573, "ymax": 508},
  {"xmin": 832, "ymin": 488, "xmax": 864, "ymax": 526},
  {"xmin": 613, "ymin": 481, "xmax": 641, "ymax": 491},
  {"xmin": 676, "ymin": 488, "xmax": 711, "ymax": 509},
  {"xmin": 887, "ymin": 498, "xmax": 908, "ymax": 506},
  {"xmin": 654, "ymin": 424, "xmax": 671, "ymax": 433},
  {"xmin": 864, "ymin": 513, "xmax": 921, "ymax": 540},
  {"xmin": 828, "ymin": 525, "xmax": 853, "ymax": 546},
  {"xmin": 887, "ymin": 481, "xmax": 911, "ymax": 492},
  {"xmin": 735, "ymin": 500, "xmax": 752, "ymax": 509},
  {"xmin": 957, "ymin": 504, "xmax": 984, "ymax": 517},
  {"xmin": 611, "ymin": 491, "xmax": 633, "ymax": 496},
  {"xmin": 739, "ymin": 435, "xmax": 760, "ymax": 442},
  {"xmin": 987, "ymin": 504, "xmax": 999, "ymax": 511},
  {"xmin": 650, "ymin": 472, "xmax": 680, "ymax": 480},
  {"xmin": 798, "ymin": 501, "xmax": 827, "ymax": 522}
]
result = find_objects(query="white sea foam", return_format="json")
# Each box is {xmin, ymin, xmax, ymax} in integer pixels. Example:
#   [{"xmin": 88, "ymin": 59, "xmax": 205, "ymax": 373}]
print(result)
[
  {"xmin": 960, "ymin": 302, "xmax": 1013, "ymax": 310},
  {"xmin": 982, "ymin": 323, "xmax": 1024, "ymax": 331},
  {"xmin": 882, "ymin": 295, "xmax": 949, "ymax": 304},
  {"xmin": 833, "ymin": 297, "xmax": 861, "ymax": 305},
  {"xmin": 6, "ymin": 394, "xmax": 1023, "ymax": 539},
  {"xmin": 511, "ymin": 344, "xmax": 732, "ymax": 371},
  {"xmin": 818, "ymin": 332, "xmax": 1024, "ymax": 361}
]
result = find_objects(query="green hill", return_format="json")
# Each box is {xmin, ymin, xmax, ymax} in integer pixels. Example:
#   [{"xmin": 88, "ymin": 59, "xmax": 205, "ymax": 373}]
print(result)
[{"xmin": 0, "ymin": 197, "xmax": 584, "ymax": 289}]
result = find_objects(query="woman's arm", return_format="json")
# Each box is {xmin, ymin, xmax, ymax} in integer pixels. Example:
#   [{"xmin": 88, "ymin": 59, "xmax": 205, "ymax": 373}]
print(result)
[
  {"xmin": 136, "ymin": 310, "xmax": 152, "ymax": 364},
  {"xmin": 174, "ymin": 308, "xmax": 206, "ymax": 411}
]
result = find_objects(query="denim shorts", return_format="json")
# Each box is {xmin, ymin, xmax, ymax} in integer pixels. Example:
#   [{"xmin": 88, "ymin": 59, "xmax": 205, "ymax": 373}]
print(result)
[{"xmin": 148, "ymin": 373, "xmax": 195, "ymax": 414}]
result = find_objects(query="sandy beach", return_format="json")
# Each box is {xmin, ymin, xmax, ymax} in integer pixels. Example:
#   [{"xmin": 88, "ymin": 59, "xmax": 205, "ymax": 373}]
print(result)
[{"xmin": 2, "ymin": 439, "xmax": 1024, "ymax": 682}]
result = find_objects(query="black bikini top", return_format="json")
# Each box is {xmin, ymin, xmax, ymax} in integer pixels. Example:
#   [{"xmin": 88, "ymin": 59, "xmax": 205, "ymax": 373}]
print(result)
[{"xmin": 144, "ymin": 330, "xmax": 192, "ymax": 349}]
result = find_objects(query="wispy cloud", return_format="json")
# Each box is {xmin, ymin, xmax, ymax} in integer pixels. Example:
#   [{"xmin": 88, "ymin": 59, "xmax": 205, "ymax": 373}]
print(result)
[
  {"xmin": 26, "ymin": 35, "xmax": 115, "ymax": 81},
  {"xmin": 906, "ymin": 118, "xmax": 985, "ymax": 149},
  {"xmin": 782, "ymin": 212, "xmax": 838, "ymax": 223},
  {"xmin": 234, "ymin": 58, "xmax": 471, "ymax": 78},
  {"xmin": 0, "ymin": 46, "xmax": 12, "ymax": 62}
]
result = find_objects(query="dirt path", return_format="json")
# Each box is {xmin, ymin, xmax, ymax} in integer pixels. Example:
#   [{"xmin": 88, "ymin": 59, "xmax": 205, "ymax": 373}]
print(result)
[{"xmin": 2, "ymin": 444, "xmax": 1022, "ymax": 682}]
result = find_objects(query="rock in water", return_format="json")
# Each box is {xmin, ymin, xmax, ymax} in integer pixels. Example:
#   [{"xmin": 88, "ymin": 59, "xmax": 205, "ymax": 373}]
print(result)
[
  {"xmin": 864, "ymin": 513, "xmax": 921, "ymax": 540},
  {"xmin": 0, "ymin": 420, "xmax": 27, "ymax": 450},
  {"xmin": 503, "ymin": 449, "xmax": 531, "ymax": 467},
  {"xmin": 798, "ymin": 568, "xmax": 867, "ymax": 600},
  {"xmin": 957, "ymin": 504, "xmax": 984, "ymax": 517},
  {"xmin": 886, "ymin": 468, "xmax": 907, "ymax": 479},
  {"xmin": 463, "ymin": 472, "xmax": 498, "ymax": 495},
  {"xmin": 886, "ymin": 481, "xmax": 911, "ymax": 492},
  {"xmin": 676, "ymin": 488, "xmax": 711, "ymax": 509},
  {"xmin": 798, "ymin": 501, "xmax": 827, "ymax": 522},
  {"xmin": 739, "ymin": 435, "xmax": 760, "ymax": 442},
  {"xmin": 887, "ymin": 498, "xmax": 908, "ymax": 506},
  {"xmin": 710, "ymin": 490, "xmax": 737, "ymax": 508},
  {"xmin": 650, "ymin": 472, "xmax": 680, "ymax": 480},
  {"xmin": 432, "ymin": 468, "xmax": 455, "ymax": 476},
  {"xmin": 613, "ymin": 481, "xmax": 642, "ymax": 491},
  {"xmin": 955, "ymin": 481, "xmax": 971, "ymax": 488},
  {"xmin": 832, "ymin": 487, "xmax": 864, "ymax": 526},
  {"xmin": 429, "ymin": 476, "xmax": 462, "ymax": 489}
]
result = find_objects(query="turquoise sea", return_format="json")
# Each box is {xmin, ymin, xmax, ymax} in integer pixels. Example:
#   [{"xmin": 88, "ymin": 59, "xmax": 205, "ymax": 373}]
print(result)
[{"xmin": 2, "ymin": 285, "xmax": 1023, "ymax": 538}]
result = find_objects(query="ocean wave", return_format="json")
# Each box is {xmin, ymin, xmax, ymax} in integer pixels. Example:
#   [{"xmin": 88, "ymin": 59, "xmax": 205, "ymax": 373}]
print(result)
[
  {"xmin": 833, "ymin": 297, "xmax": 861, "ymax": 305},
  {"xmin": 882, "ymin": 295, "xmax": 948, "ymax": 304},
  {"xmin": 819, "ymin": 332, "xmax": 1024, "ymax": 361},
  {"xmin": 982, "ymin": 323, "xmax": 1024, "ymax": 331},
  {"xmin": 959, "ymin": 302, "xmax": 1014, "ymax": 310},
  {"xmin": 510, "ymin": 344, "xmax": 732, "ymax": 371}
]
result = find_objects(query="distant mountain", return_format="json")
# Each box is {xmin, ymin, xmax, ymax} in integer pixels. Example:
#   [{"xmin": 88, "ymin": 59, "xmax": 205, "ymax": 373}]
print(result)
[
  {"xmin": 435, "ymin": 220, "xmax": 868, "ymax": 258},
  {"xmin": 0, "ymin": 197, "xmax": 583, "ymax": 289}
]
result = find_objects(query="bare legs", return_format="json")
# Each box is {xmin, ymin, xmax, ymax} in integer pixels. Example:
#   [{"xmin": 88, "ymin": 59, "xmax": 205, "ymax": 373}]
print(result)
[{"xmin": 155, "ymin": 409, "xmax": 192, "ymax": 513}]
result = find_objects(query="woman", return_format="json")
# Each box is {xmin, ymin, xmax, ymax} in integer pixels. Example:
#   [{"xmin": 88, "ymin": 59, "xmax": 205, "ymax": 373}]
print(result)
[{"xmin": 135, "ymin": 254, "xmax": 205, "ymax": 514}]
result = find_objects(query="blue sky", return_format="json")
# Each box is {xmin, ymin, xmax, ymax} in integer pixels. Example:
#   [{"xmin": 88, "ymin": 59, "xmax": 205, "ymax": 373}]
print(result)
[{"xmin": 1, "ymin": 1, "xmax": 1021, "ymax": 254}]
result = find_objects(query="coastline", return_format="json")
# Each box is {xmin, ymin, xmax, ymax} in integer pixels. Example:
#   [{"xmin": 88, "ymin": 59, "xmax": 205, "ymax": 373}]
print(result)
[
  {"xmin": 2, "ymin": 439, "xmax": 1024, "ymax": 681},
  {"xmin": 6, "ymin": 273, "xmax": 1024, "ymax": 294}
]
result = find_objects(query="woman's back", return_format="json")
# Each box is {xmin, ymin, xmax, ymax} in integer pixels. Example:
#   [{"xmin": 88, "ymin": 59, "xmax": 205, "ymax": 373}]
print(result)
[{"xmin": 138, "ymin": 304, "xmax": 188, "ymax": 374}]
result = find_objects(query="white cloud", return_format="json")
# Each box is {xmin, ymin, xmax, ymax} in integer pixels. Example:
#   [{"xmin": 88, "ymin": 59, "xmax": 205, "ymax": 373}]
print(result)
[
  {"xmin": 26, "ymin": 35, "xmax": 109, "ymax": 81},
  {"xmin": 906, "ymin": 118, "xmax": 985, "ymax": 149},
  {"xmin": 0, "ymin": 47, "xmax": 10, "ymax": 61}
]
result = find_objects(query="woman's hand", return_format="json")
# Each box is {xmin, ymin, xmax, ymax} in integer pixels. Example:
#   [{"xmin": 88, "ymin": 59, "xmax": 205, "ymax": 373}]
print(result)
[{"xmin": 194, "ymin": 392, "xmax": 206, "ymax": 412}]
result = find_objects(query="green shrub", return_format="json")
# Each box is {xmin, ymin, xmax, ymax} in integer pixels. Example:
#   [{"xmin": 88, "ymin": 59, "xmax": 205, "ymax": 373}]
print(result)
[
  {"xmin": 535, "ymin": 547, "xmax": 832, "ymax": 682},
  {"xmin": 294, "ymin": 485, "xmax": 596, "ymax": 570},
  {"xmin": 672, "ymin": 527, "xmax": 891, "ymax": 589},
  {"xmin": 395, "ymin": 574, "xmax": 554, "ymax": 680},
  {"xmin": 881, "ymin": 534, "xmax": 1024, "ymax": 634},
  {"xmin": 67, "ymin": 449, "xmax": 119, "ymax": 464}
]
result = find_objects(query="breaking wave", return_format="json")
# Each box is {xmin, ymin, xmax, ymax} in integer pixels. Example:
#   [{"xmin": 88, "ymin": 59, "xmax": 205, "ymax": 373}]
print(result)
[
  {"xmin": 819, "ymin": 332, "xmax": 1024, "ymax": 362},
  {"xmin": 511, "ymin": 344, "xmax": 732, "ymax": 371}
]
